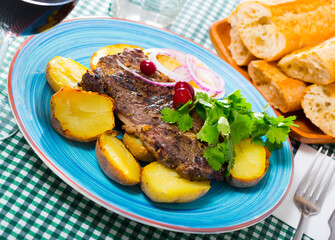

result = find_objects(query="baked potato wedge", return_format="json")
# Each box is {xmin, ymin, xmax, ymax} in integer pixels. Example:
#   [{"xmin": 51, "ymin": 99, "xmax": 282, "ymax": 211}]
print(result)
[
  {"xmin": 96, "ymin": 132, "xmax": 141, "ymax": 185},
  {"xmin": 90, "ymin": 43, "xmax": 144, "ymax": 69},
  {"xmin": 141, "ymin": 161, "xmax": 210, "ymax": 203},
  {"xmin": 122, "ymin": 133, "xmax": 155, "ymax": 162},
  {"xmin": 46, "ymin": 56, "xmax": 88, "ymax": 92},
  {"xmin": 226, "ymin": 138, "xmax": 270, "ymax": 188},
  {"xmin": 50, "ymin": 86, "xmax": 115, "ymax": 142}
]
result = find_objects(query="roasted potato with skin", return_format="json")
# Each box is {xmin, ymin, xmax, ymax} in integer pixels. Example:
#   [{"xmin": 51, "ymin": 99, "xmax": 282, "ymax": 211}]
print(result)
[
  {"xmin": 141, "ymin": 161, "xmax": 211, "ymax": 203},
  {"xmin": 90, "ymin": 43, "xmax": 144, "ymax": 69},
  {"xmin": 226, "ymin": 138, "xmax": 270, "ymax": 188},
  {"xmin": 122, "ymin": 133, "xmax": 155, "ymax": 162},
  {"xmin": 46, "ymin": 56, "xmax": 88, "ymax": 92},
  {"xmin": 50, "ymin": 86, "xmax": 115, "ymax": 142},
  {"xmin": 96, "ymin": 132, "xmax": 141, "ymax": 185}
]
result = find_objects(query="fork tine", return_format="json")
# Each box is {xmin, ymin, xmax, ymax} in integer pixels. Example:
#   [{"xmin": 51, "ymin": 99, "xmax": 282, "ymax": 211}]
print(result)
[
  {"xmin": 315, "ymin": 153, "xmax": 335, "ymax": 205},
  {"xmin": 296, "ymin": 147, "xmax": 323, "ymax": 196},
  {"xmin": 310, "ymin": 152, "xmax": 334, "ymax": 202},
  {"xmin": 304, "ymin": 150, "xmax": 329, "ymax": 198},
  {"xmin": 293, "ymin": 148, "xmax": 334, "ymax": 240}
]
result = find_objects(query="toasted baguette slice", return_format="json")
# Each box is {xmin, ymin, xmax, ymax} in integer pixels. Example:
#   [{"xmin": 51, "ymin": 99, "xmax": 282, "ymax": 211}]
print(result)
[
  {"xmin": 278, "ymin": 37, "xmax": 335, "ymax": 84},
  {"xmin": 248, "ymin": 60, "xmax": 308, "ymax": 113},
  {"xmin": 228, "ymin": 25, "xmax": 256, "ymax": 66},
  {"xmin": 233, "ymin": 0, "xmax": 335, "ymax": 61},
  {"xmin": 301, "ymin": 83, "xmax": 335, "ymax": 137},
  {"xmin": 228, "ymin": 13, "xmax": 256, "ymax": 66}
]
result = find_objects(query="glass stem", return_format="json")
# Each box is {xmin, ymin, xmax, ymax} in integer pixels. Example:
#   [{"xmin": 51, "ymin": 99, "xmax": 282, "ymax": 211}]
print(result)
[
  {"xmin": 0, "ymin": 30, "xmax": 13, "ymax": 68},
  {"xmin": 0, "ymin": 29, "xmax": 18, "ymax": 140}
]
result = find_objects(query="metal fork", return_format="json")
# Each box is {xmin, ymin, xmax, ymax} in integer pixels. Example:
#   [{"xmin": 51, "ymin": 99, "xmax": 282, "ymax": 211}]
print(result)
[{"xmin": 293, "ymin": 147, "xmax": 335, "ymax": 240}]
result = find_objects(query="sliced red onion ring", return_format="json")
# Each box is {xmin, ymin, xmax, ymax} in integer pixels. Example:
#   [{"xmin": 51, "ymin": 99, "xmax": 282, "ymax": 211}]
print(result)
[
  {"xmin": 185, "ymin": 54, "xmax": 225, "ymax": 98},
  {"xmin": 144, "ymin": 48, "xmax": 189, "ymax": 82},
  {"xmin": 141, "ymin": 48, "xmax": 225, "ymax": 98},
  {"xmin": 116, "ymin": 59, "xmax": 175, "ymax": 87},
  {"xmin": 144, "ymin": 48, "xmax": 186, "ymax": 64},
  {"xmin": 173, "ymin": 65, "xmax": 192, "ymax": 81},
  {"xmin": 173, "ymin": 65, "xmax": 186, "ymax": 74},
  {"xmin": 196, "ymin": 66, "xmax": 225, "ymax": 91}
]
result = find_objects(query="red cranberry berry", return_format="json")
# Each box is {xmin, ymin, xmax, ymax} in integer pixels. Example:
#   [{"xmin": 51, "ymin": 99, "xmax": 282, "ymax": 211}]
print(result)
[
  {"xmin": 140, "ymin": 60, "xmax": 156, "ymax": 75},
  {"xmin": 173, "ymin": 88, "xmax": 192, "ymax": 108},
  {"xmin": 174, "ymin": 81, "xmax": 195, "ymax": 97}
]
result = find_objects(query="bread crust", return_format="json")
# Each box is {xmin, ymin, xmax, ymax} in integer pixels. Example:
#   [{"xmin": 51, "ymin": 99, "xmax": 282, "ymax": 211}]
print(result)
[
  {"xmin": 248, "ymin": 60, "xmax": 308, "ymax": 113},
  {"xmin": 228, "ymin": 10, "xmax": 256, "ymax": 66},
  {"xmin": 278, "ymin": 37, "xmax": 335, "ymax": 84},
  {"xmin": 302, "ymin": 83, "xmax": 335, "ymax": 137},
  {"xmin": 228, "ymin": 26, "xmax": 256, "ymax": 66},
  {"xmin": 234, "ymin": 0, "xmax": 335, "ymax": 61}
]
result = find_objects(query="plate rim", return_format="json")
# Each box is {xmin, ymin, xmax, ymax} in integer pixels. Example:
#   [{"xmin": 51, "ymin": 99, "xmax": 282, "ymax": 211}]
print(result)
[{"xmin": 7, "ymin": 17, "xmax": 294, "ymax": 234}]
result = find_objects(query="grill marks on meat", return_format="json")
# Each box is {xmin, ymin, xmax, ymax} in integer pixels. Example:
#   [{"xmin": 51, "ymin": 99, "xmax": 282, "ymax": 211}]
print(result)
[{"xmin": 80, "ymin": 48, "xmax": 225, "ymax": 181}]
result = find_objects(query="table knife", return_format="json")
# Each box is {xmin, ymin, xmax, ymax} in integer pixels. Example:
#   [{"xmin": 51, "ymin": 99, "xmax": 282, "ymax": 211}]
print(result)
[{"xmin": 329, "ymin": 209, "xmax": 335, "ymax": 240}]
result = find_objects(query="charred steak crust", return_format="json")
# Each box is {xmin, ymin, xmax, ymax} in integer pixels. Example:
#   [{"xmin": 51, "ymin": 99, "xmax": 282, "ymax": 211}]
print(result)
[{"xmin": 80, "ymin": 48, "xmax": 225, "ymax": 181}]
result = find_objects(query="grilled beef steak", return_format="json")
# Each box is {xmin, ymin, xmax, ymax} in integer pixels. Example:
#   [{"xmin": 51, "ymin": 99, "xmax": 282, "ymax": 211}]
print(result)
[{"xmin": 80, "ymin": 48, "xmax": 225, "ymax": 181}]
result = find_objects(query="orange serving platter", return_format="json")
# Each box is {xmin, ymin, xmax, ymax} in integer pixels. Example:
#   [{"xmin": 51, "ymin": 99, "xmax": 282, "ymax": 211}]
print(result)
[{"xmin": 209, "ymin": 18, "xmax": 335, "ymax": 144}]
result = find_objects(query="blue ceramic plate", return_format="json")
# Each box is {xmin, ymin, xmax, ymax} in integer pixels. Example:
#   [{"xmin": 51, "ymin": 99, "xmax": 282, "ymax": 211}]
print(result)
[{"xmin": 8, "ymin": 18, "xmax": 293, "ymax": 233}]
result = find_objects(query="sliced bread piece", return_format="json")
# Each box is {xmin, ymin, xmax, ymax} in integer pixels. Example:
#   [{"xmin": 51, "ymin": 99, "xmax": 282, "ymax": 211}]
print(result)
[
  {"xmin": 228, "ymin": 12, "xmax": 256, "ymax": 66},
  {"xmin": 248, "ymin": 60, "xmax": 308, "ymax": 113},
  {"xmin": 228, "ymin": 25, "xmax": 256, "ymax": 66},
  {"xmin": 233, "ymin": 0, "xmax": 335, "ymax": 61},
  {"xmin": 301, "ymin": 83, "xmax": 335, "ymax": 137},
  {"xmin": 278, "ymin": 37, "xmax": 335, "ymax": 84}
]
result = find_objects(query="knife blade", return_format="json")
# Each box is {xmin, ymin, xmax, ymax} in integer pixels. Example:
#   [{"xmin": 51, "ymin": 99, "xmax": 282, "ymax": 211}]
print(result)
[{"xmin": 329, "ymin": 209, "xmax": 335, "ymax": 240}]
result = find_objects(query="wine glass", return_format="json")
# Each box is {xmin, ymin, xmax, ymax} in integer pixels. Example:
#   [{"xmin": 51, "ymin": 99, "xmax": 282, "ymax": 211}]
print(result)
[{"xmin": 0, "ymin": 0, "xmax": 78, "ymax": 140}]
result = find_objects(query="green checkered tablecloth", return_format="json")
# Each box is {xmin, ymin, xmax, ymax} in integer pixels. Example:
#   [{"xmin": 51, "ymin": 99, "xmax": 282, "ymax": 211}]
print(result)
[{"xmin": 0, "ymin": 0, "xmax": 314, "ymax": 239}]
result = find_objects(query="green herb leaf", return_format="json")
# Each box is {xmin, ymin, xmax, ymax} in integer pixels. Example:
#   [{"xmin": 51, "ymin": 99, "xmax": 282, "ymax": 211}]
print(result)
[
  {"xmin": 196, "ymin": 121, "xmax": 220, "ymax": 145},
  {"xmin": 203, "ymin": 142, "xmax": 227, "ymax": 171},
  {"xmin": 203, "ymin": 145, "xmax": 225, "ymax": 171},
  {"xmin": 266, "ymin": 126, "xmax": 289, "ymax": 144},
  {"xmin": 225, "ymin": 90, "xmax": 252, "ymax": 113},
  {"xmin": 178, "ymin": 113, "xmax": 193, "ymax": 132},
  {"xmin": 196, "ymin": 107, "xmax": 224, "ymax": 145},
  {"xmin": 195, "ymin": 104, "xmax": 207, "ymax": 120},
  {"xmin": 224, "ymin": 139, "xmax": 235, "ymax": 175},
  {"xmin": 161, "ymin": 108, "xmax": 180, "ymax": 123},
  {"xmin": 230, "ymin": 110, "xmax": 253, "ymax": 144},
  {"xmin": 263, "ymin": 113, "xmax": 296, "ymax": 145},
  {"xmin": 217, "ymin": 116, "xmax": 230, "ymax": 135},
  {"xmin": 161, "ymin": 100, "xmax": 193, "ymax": 131},
  {"xmin": 195, "ymin": 92, "xmax": 213, "ymax": 108},
  {"xmin": 265, "ymin": 140, "xmax": 283, "ymax": 152},
  {"xmin": 203, "ymin": 139, "xmax": 235, "ymax": 173},
  {"xmin": 251, "ymin": 137, "xmax": 266, "ymax": 146},
  {"xmin": 161, "ymin": 91, "xmax": 296, "ymax": 175}
]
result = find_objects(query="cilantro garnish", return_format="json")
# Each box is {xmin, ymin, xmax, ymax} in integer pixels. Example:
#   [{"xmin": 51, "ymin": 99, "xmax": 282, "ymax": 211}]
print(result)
[
  {"xmin": 161, "ymin": 100, "xmax": 193, "ymax": 131},
  {"xmin": 160, "ymin": 90, "xmax": 297, "ymax": 175}
]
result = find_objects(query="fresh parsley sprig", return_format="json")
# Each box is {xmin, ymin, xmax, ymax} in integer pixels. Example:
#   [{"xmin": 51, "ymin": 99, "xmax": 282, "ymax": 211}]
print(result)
[
  {"xmin": 161, "ymin": 90, "xmax": 297, "ymax": 174},
  {"xmin": 161, "ymin": 100, "xmax": 193, "ymax": 131}
]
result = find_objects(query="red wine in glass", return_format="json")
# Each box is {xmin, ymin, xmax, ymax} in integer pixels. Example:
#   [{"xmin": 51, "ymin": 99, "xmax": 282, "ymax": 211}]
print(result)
[
  {"xmin": 0, "ymin": 0, "xmax": 78, "ymax": 36},
  {"xmin": 0, "ymin": 0, "xmax": 78, "ymax": 140}
]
